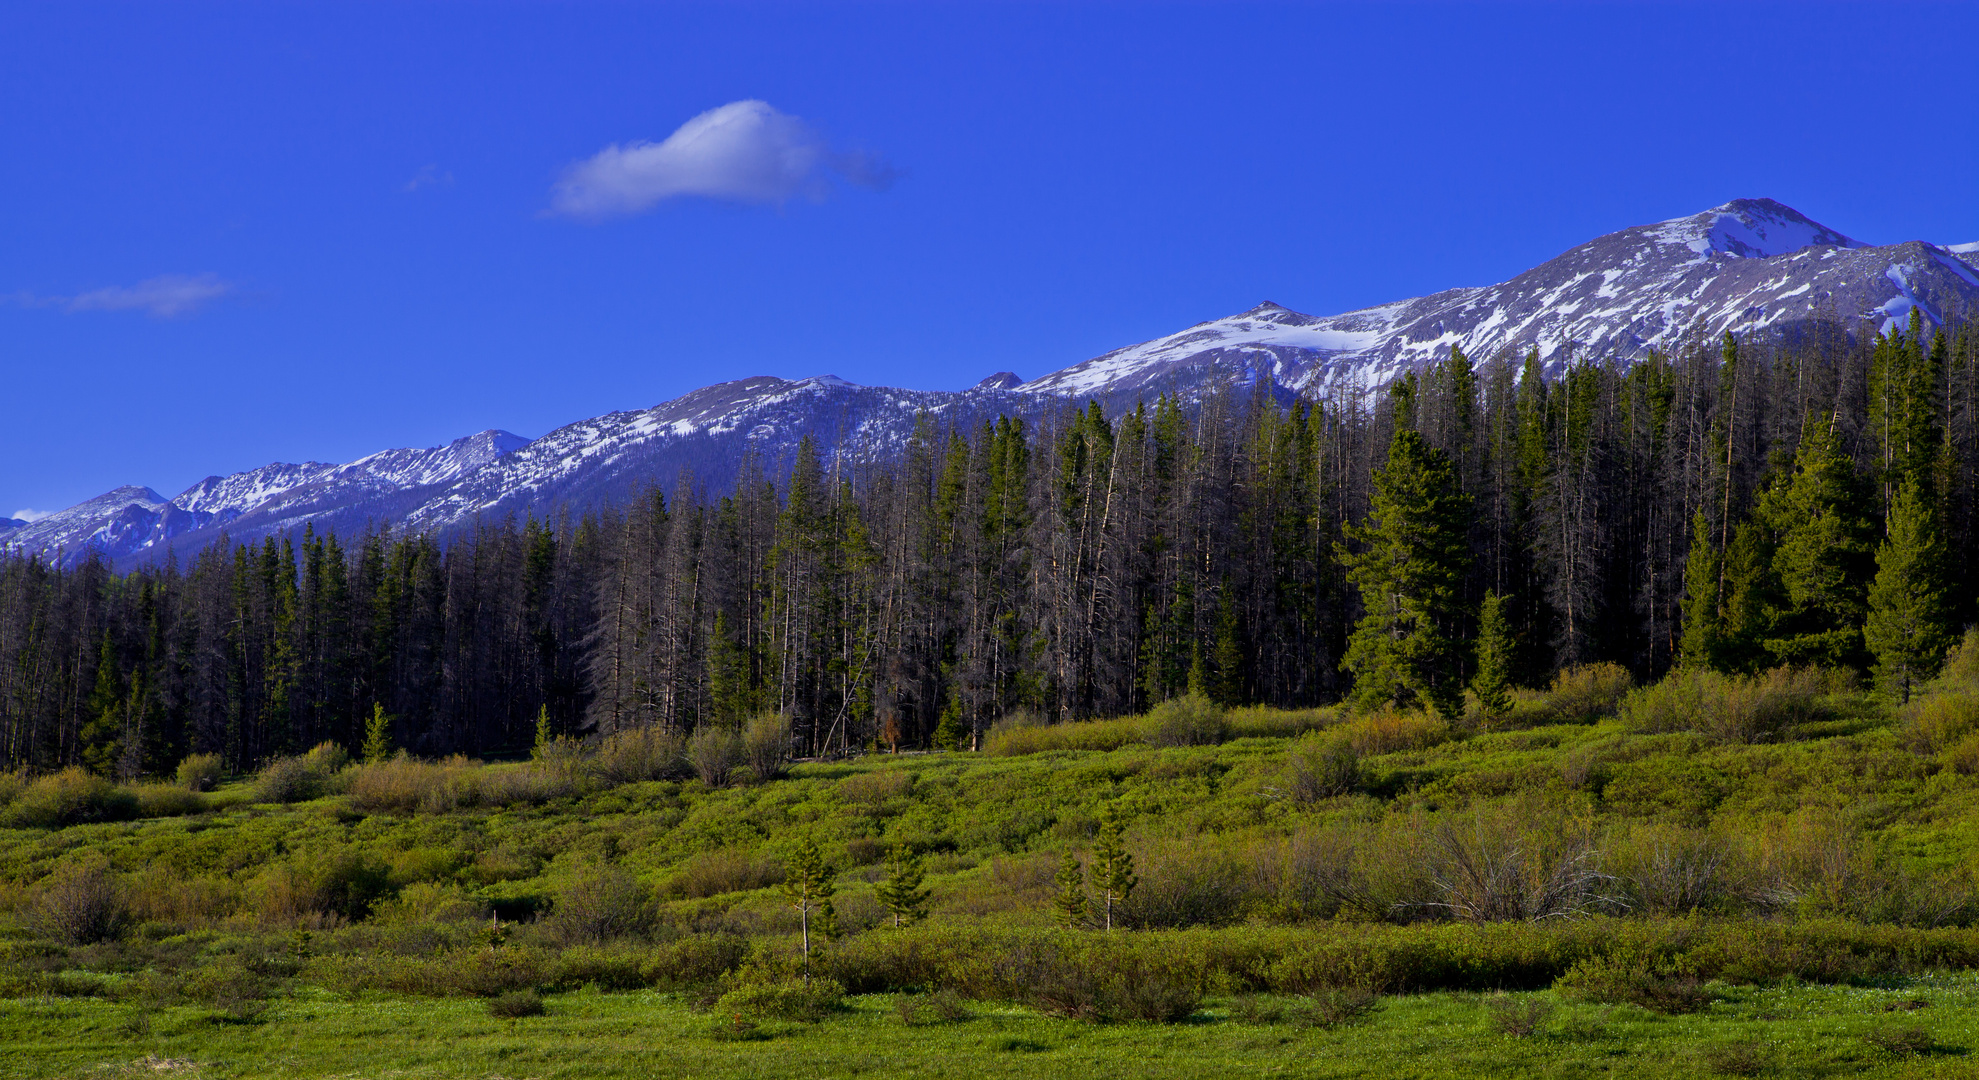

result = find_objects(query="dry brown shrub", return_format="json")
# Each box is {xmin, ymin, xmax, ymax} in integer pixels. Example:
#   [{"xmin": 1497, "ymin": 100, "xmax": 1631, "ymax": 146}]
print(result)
[
  {"xmin": 37, "ymin": 858, "xmax": 130, "ymax": 944},
  {"xmin": 687, "ymin": 727, "xmax": 744, "ymax": 787},
  {"xmin": 591, "ymin": 726, "xmax": 688, "ymax": 784},
  {"xmin": 1543, "ymin": 664, "xmax": 1634, "ymax": 721}
]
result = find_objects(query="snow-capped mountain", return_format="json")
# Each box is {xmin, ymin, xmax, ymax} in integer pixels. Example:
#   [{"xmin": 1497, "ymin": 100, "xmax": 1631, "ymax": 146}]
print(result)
[
  {"xmin": 6, "ymin": 431, "xmax": 527, "ymax": 567},
  {"xmin": 1022, "ymin": 199, "xmax": 1979, "ymax": 397},
  {"xmin": 11, "ymin": 199, "xmax": 1976, "ymax": 568}
]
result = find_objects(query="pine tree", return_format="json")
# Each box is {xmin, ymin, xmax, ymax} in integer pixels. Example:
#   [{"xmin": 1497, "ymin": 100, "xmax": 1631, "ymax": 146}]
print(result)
[
  {"xmin": 1756, "ymin": 419, "xmax": 1875, "ymax": 668},
  {"xmin": 362, "ymin": 703, "xmax": 394, "ymax": 763},
  {"xmin": 1677, "ymin": 510, "xmax": 1721, "ymax": 670},
  {"xmin": 1208, "ymin": 589, "xmax": 1244, "ymax": 707},
  {"xmin": 1051, "ymin": 851, "xmax": 1088, "ymax": 928},
  {"xmin": 779, "ymin": 839, "xmax": 837, "ymax": 980},
  {"xmin": 932, "ymin": 699, "xmax": 964, "ymax": 751},
  {"xmin": 1865, "ymin": 480, "xmax": 1955, "ymax": 703},
  {"xmin": 1339, "ymin": 426, "xmax": 1474, "ymax": 717},
  {"xmin": 1471, "ymin": 591, "xmax": 1514, "ymax": 720},
  {"xmin": 874, "ymin": 845, "xmax": 930, "ymax": 928},
  {"xmin": 1090, "ymin": 803, "xmax": 1137, "ymax": 931}
]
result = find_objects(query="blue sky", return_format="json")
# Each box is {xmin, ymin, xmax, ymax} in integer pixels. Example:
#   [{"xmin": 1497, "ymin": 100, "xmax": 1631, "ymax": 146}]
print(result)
[{"xmin": 4, "ymin": 1, "xmax": 1976, "ymax": 519}]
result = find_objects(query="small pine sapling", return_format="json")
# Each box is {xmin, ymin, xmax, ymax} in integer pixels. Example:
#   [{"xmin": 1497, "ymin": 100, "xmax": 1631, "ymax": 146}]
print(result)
[
  {"xmin": 531, "ymin": 705, "xmax": 554, "ymax": 759},
  {"xmin": 362, "ymin": 703, "xmax": 394, "ymax": 763},
  {"xmin": 1091, "ymin": 803, "xmax": 1138, "ymax": 930},
  {"xmin": 1052, "ymin": 851, "xmax": 1089, "ymax": 929},
  {"xmin": 875, "ymin": 845, "xmax": 930, "ymax": 928},
  {"xmin": 780, "ymin": 839, "xmax": 837, "ymax": 980}
]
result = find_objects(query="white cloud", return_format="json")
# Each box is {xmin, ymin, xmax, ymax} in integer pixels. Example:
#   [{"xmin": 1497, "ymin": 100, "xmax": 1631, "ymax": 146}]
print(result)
[
  {"xmin": 9, "ymin": 509, "xmax": 53, "ymax": 523},
  {"xmin": 549, "ymin": 100, "xmax": 896, "ymax": 219},
  {"xmin": 60, "ymin": 273, "xmax": 235, "ymax": 318},
  {"xmin": 404, "ymin": 164, "xmax": 455, "ymax": 192}
]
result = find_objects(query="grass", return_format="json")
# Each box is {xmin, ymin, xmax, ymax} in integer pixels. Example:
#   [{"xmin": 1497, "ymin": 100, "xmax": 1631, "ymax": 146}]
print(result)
[
  {"xmin": 14, "ymin": 661, "xmax": 1979, "ymax": 1072},
  {"xmin": 6, "ymin": 979, "xmax": 1979, "ymax": 1079}
]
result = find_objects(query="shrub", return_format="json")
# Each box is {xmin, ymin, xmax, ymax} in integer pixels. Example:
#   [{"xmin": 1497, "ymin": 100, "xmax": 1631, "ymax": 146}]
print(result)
[
  {"xmin": 346, "ymin": 755, "xmax": 481, "ymax": 814},
  {"xmin": 640, "ymin": 934, "xmax": 750, "ymax": 989},
  {"xmin": 1145, "ymin": 694, "xmax": 1226, "ymax": 748},
  {"xmin": 988, "ymin": 937, "xmax": 1203, "ymax": 1022},
  {"xmin": 744, "ymin": 712, "xmax": 793, "ymax": 781},
  {"xmin": 1225, "ymin": 705, "xmax": 1333, "ymax": 739},
  {"xmin": 1483, "ymin": 993, "xmax": 1553, "ymax": 1037},
  {"xmin": 716, "ymin": 975, "xmax": 844, "ymax": 1021},
  {"xmin": 476, "ymin": 763, "xmax": 578, "ymax": 806},
  {"xmin": 487, "ymin": 989, "xmax": 545, "ymax": 1018},
  {"xmin": 984, "ymin": 717, "xmax": 1147, "ymax": 756},
  {"xmin": 246, "ymin": 850, "xmax": 391, "ymax": 925},
  {"xmin": 0, "ymin": 770, "xmax": 25, "ymax": 805},
  {"xmin": 1609, "ymin": 821, "xmax": 1731, "ymax": 915},
  {"xmin": 1542, "ymin": 663, "xmax": 1633, "ymax": 722},
  {"xmin": 1341, "ymin": 710, "xmax": 1448, "ymax": 756},
  {"xmin": 175, "ymin": 753, "xmax": 224, "ymax": 792},
  {"xmin": 1555, "ymin": 951, "xmax": 1709, "ymax": 1014},
  {"xmin": 1619, "ymin": 666, "xmax": 1826, "ymax": 743},
  {"xmin": 546, "ymin": 863, "xmax": 653, "ymax": 944},
  {"xmin": 3, "ymin": 767, "xmax": 139, "ymax": 828},
  {"xmin": 132, "ymin": 783, "xmax": 206, "ymax": 818},
  {"xmin": 37, "ymin": 858, "xmax": 130, "ymax": 944},
  {"xmin": 1420, "ymin": 803, "xmax": 1609, "ymax": 923},
  {"xmin": 591, "ymin": 726, "xmax": 688, "ymax": 784},
  {"xmin": 1300, "ymin": 986, "xmax": 1379, "ymax": 1028},
  {"xmin": 664, "ymin": 848, "xmax": 785, "ymax": 900},
  {"xmin": 1283, "ymin": 732, "xmax": 1359, "ymax": 804},
  {"xmin": 1902, "ymin": 693, "xmax": 1979, "ymax": 754},
  {"xmin": 837, "ymin": 769, "xmax": 913, "ymax": 809},
  {"xmin": 688, "ymin": 726, "xmax": 744, "ymax": 787}
]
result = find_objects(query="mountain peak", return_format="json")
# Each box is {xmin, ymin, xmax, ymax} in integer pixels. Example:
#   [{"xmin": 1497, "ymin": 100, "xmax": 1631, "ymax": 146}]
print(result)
[
  {"xmin": 1647, "ymin": 198, "xmax": 1862, "ymax": 260},
  {"xmin": 975, "ymin": 372, "xmax": 1023, "ymax": 390}
]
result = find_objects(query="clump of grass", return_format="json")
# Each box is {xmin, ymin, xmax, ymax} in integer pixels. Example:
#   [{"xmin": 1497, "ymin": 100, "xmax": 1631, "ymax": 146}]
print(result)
[
  {"xmin": 895, "ymin": 988, "xmax": 971, "ymax": 1026},
  {"xmin": 1482, "ymin": 993, "xmax": 1554, "ymax": 1037},
  {"xmin": 486, "ymin": 990, "xmax": 545, "ymax": 1019},
  {"xmin": 1863, "ymin": 1025, "xmax": 1934, "ymax": 1056},
  {"xmin": 1697, "ymin": 1039, "xmax": 1771, "ymax": 1075},
  {"xmin": 1555, "ymin": 951, "xmax": 1710, "ymax": 1014}
]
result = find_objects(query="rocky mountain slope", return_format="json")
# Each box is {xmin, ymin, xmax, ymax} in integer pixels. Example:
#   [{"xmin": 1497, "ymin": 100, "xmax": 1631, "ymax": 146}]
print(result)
[{"xmin": 10, "ymin": 199, "xmax": 1975, "ymax": 568}]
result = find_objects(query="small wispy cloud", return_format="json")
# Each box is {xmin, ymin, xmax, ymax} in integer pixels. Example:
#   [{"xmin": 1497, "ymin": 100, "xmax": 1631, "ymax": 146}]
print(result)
[
  {"xmin": 8, "ymin": 273, "xmax": 236, "ymax": 318},
  {"xmin": 549, "ymin": 100, "xmax": 897, "ymax": 219},
  {"xmin": 404, "ymin": 164, "xmax": 455, "ymax": 193},
  {"xmin": 8, "ymin": 509, "xmax": 53, "ymax": 523}
]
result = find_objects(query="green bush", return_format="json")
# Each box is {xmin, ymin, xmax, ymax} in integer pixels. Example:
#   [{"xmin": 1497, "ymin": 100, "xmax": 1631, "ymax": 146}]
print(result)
[
  {"xmin": 132, "ymin": 783, "xmax": 206, "ymax": 818},
  {"xmin": 590, "ymin": 725, "xmax": 688, "ymax": 784},
  {"xmin": 716, "ymin": 975, "xmax": 844, "ymax": 1021},
  {"xmin": 3, "ymin": 767, "xmax": 139, "ymax": 828},
  {"xmin": 743, "ymin": 712, "xmax": 792, "ymax": 781},
  {"xmin": 1283, "ymin": 731, "xmax": 1358, "ymax": 804},
  {"xmin": 175, "ymin": 753, "xmax": 223, "ymax": 792},
  {"xmin": 895, "ymin": 988, "xmax": 971, "ymax": 1026},
  {"xmin": 983, "ymin": 716, "xmax": 1147, "ymax": 756},
  {"xmin": 1619, "ymin": 667, "xmax": 1826, "ymax": 743},
  {"xmin": 1554, "ymin": 950, "xmax": 1709, "ymax": 1014},
  {"xmin": 687, "ymin": 726, "xmax": 744, "ymax": 787},
  {"xmin": 1543, "ymin": 663, "xmax": 1634, "ymax": 722},
  {"xmin": 1146, "ymin": 694, "xmax": 1227, "ymax": 748}
]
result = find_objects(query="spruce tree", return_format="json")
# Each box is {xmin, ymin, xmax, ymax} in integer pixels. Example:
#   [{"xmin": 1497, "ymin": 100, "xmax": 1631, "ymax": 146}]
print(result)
[
  {"xmin": 1209, "ymin": 590, "xmax": 1244, "ymax": 707},
  {"xmin": 1090, "ymin": 804, "xmax": 1137, "ymax": 931},
  {"xmin": 362, "ymin": 703, "xmax": 394, "ymax": 763},
  {"xmin": 1339, "ymin": 427, "xmax": 1474, "ymax": 717},
  {"xmin": 1051, "ymin": 851, "xmax": 1088, "ymax": 929},
  {"xmin": 531, "ymin": 705, "xmax": 554, "ymax": 760},
  {"xmin": 874, "ymin": 845, "xmax": 930, "ymax": 928},
  {"xmin": 1678, "ymin": 510, "xmax": 1721, "ymax": 670},
  {"xmin": 1756, "ymin": 419, "xmax": 1875, "ymax": 668},
  {"xmin": 80, "ymin": 631, "xmax": 123, "ymax": 776},
  {"xmin": 1471, "ymin": 591, "xmax": 1514, "ymax": 720},
  {"xmin": 780, "ymin": 839, "xmax": 837, "ymax": 979},
  {"xmin": 1865, "ymin": 480, "xmax": 1955, "ymax": 703}
]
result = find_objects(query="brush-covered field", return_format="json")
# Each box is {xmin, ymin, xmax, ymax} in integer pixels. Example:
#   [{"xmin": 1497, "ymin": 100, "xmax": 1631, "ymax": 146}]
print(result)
[{"xmin": 14, "ymin": 644, "xmax": 1979, "ymax": 1077}]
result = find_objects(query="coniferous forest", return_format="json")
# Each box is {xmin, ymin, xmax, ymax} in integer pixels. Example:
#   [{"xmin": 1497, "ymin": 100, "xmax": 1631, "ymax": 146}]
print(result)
[{"xmin": 3, "ymin": 312, "xmax": 1975, "ymax": 775}]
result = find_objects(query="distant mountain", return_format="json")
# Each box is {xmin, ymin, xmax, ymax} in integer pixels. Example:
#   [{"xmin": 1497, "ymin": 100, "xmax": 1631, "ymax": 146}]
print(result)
[
  {"xmin": 11, "ymin": 199, "xmax": 1977, "ymax": 568},
  {"xmin": 5, "ymin": 431, "xmax": 527, "ymax": 567},
  {"xmin": 1020, "ymin": 199, "xmax": 1979, "ymax": 397}
]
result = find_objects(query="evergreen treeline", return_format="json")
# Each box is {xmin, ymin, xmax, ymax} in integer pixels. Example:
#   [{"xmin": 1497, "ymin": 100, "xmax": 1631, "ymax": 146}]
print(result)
[{"xmin": 4, "ymin": 312, "xmax": 1976, "ymax": 774}]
